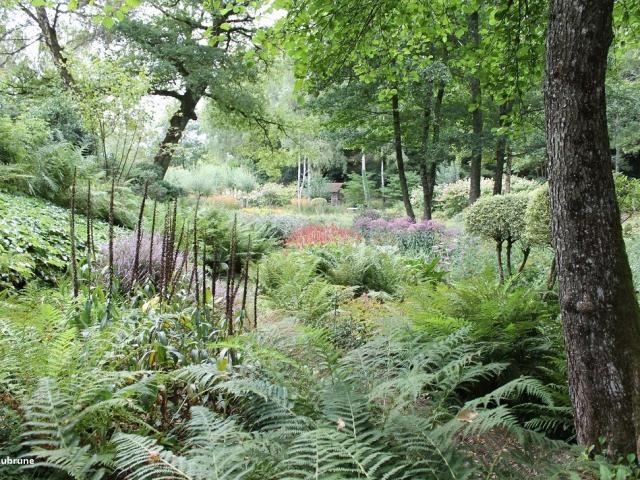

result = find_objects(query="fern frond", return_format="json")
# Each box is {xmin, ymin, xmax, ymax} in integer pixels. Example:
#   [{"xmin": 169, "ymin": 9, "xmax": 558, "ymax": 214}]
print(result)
[{"xmin": 113, "ymin": 433, "xmax": 193, "ymax": 480}]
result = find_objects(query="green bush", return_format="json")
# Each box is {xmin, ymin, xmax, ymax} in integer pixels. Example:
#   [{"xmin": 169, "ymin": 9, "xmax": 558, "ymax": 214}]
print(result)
[
  {"xmin": 525, "ymin": 184, "xmax": 551, "ymax": 248},
  {"xmin": 247, "ymin": 182, "xmax": 296, "ymax": 207},
  {"xmin": 342, "ymin": 172, "xmax": 377, "ymax": 206},
  {"xmin": 404, "ymin": 273, "xmax": 564, "ymax": 383},
  {"xmin": 416, "ymin": 176, "xmax": 540, "ymax": 218},
  {"xmin": 197, "ymin": 207, "xmax": 277, "ymax": 267},
  {"xmin": 614, "ymin": 172, "xmax": 640, "ymax": 220},
  {"xmin": 260, "ymin": 250, "xmax": 353, "ymax": 322},
  {"xmin": 310, "ymin": 197, "xmax": 328, "ymax": 214},
  {"xmin": 239, "ymin": 213, "xmax": 310, "ymax": 242},
  {"xmin": 307, "ymin": 243, "xmax": 404, "ymax": 295},
  {"xmin": 165, "ymin": 164, "xmax": 258, "ymax": 195}
]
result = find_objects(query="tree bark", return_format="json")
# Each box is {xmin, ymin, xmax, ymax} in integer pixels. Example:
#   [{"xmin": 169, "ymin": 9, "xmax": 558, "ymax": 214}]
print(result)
[
  {"xmin": 31, "ymin": 6, "xmax": 76, "ymax": 90},
  {"xmin": 504, "ymin": 146, "xmax": 512, "ymax": 193},
  {"xmin": 468, "ymin": 10, "xmax": 483, "ymax": 203},
  {"xmin": 419, "ymin": 83, "xmax": 445, "ymax": 220},
  {"xmin": 391, "ymin": 93, "xmax": 416, "ymax": 221},
  {"xmin": 153, "ymin": 89, "xmax": 201, "ymax": 178},
  {"xmin": 496, "ymin": 240, "xmax": 504, "ymax": 283},
  {"xmin": 546, "ymin": 0, "xmax": 640, "ymax": 457},
  {"xmin": 493, "ymin": 101, "xmax": 512, "ymax": 195}
]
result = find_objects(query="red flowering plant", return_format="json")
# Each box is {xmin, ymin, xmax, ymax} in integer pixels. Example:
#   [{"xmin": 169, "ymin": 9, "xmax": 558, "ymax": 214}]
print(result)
[{"xmin": 286, "ymin": 224, "xmax": 362, "ymax": 248}]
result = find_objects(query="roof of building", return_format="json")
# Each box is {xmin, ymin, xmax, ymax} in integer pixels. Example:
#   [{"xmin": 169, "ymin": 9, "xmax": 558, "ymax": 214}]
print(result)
[{"xmin": 327, "ymin": 182, "xmax": 343, "ymax": 193}]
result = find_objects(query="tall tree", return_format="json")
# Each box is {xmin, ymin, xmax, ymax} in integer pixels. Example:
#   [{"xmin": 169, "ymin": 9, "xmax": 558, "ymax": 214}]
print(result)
[
  {"xmin": 117, "ymin": 0, "xmax": 268, "ymax": 177},
  {"xmin": 468, "ymin": 9, "xmax": 483, "ymax": 203},
  {"xmin": 391, "ymin": 92, "xmax": 416, "ymax": 220},
  {"xmin": 546, "ymin": 0, "xmax": 640, "ymax": 457}
]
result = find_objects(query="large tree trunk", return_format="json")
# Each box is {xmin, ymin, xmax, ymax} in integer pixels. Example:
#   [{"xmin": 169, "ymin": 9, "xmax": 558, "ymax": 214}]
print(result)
[
  {"xmin": 493, "ymin": 101, "xmax": 512, "ymax": 195},
  {"xmin": 153, "ymin": 90, "xmax": 201, "ymax": 178},
  {"xmin": 468, "ymin": 10, "xmax": 483, "ymax": 203},
  {"xmin": 391, "ymin": 93, "xmax": 416, "ymax": 221},
  {"xmin": 546, "ymin": 0, "xmax": 640, "ymax": 458}
]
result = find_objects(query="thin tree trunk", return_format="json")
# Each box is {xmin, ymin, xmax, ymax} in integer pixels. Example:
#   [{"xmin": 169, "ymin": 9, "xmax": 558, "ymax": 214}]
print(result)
[
  {"xmin": 297, "ymin": 154, "xmax": 302, "ymax": 200},
  {"xmin": 419, "ymin": 82, "xmax": 434, "ymax": 220},
  {"xmin": 546, "ymin": 0, "xmax": 640, "ymax": 457},
  {"xmin": 69, "ymin": 168, "xmax": 78, "ymax": 298},
  {"xmin": 468, "ymin": 10, "xmax": 483, "ymax": 203},
  {"xmin": 505, "ymin": 147, "xmax": 512, "ymax": 193},
  {"xmin": 153, "ymin": 89, "xmax": 201, "ymax": 178},
  {"xmin": 517, "ymin": 247, "xmax": 530, "ymax": 274},
  {"xmin": 423, "ymin": 83, "xmax": 445, "ymax": 220},
  {"xmin": 361, "ymin": 151, "xmax": 369, "ymax": 206},
  {"xmin": 391, "ymin": 93, "xmax": 416, "ymax": 221},
  {"xmin": 547, "ymin": 257, "xmax": 557, "ymax": 291},
  {"xmin": 506, "ymin": 239, "xmax": 513, "ymax": 277},
  {"xmin": 380, "ymin": 152, "xmax": 385, "ymax": 207},
  {"xmin": 496, "ymin": 240, "xmax": 504, "ymax": 283},
  {"xmin": 493, "ymin": 101, "xmax": 512, "ymax": 195}
]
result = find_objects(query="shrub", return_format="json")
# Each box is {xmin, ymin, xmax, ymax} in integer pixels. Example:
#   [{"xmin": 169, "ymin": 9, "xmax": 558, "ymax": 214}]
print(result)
[
  {"xmin": 247, "ymin": 183, "xmax": 296, "ymax": 207},
  {"xmin": 303, "ymin": 175, "xmax": 331, "ymax": 199},
  {"xmin": 414, "ymin": 176, "xmax": 540, "ymax": 218},
  {"xmin": 105, "ymin": 232, "xmax": 185, "ymax": 293},
  {"xmin": 464, "ymin": 193, "xmax": 530, "ymax": 279},
  {"xmin": 197, "ymin": 207, "xmax": 277, "ymax": 266},
  {"xmin": 614, "ymin": 172, "xmax": 640, "ymax": 220},
  {"xmin": 205, "ymin": 194, "xmax": 241, "ymax": 209},
  {"xmin": 260, "ymin": 250, "xmax": 353, "ymax": 322},
  {"xmin": 74, "ymin": 182, "xmax": 138, "ymax": 228},
  {"xmin": 239, "ymin": 213, "xmax": 310, "ymax": 242},
  {"xmin": 165, "ymin": 164, "xmax": 258, "ymax": 195},
  {"xmin": 286, "ymin": 225, "xmax": 362, "ymax": 248},
  {"xmin": 326, "ymin": 294, "xmax": 381, "ymax": 349},
  {"xmin": 342, "ymin": 172, "xmax": 378, "ymax": 206},
  {"xmin": 310, "ymin": 243, "xmax": 403, "ymax": 294},
  {"xmin": 525, "ymin": 184, "xmax": 551, "ymax": 248},
  {"xmin": 355, "ymin": 216, "xmax": 454, "ymax": 256},
  {"xmin": 310, "ymin": 197, "xmax": 328, "ymax": 214},
  {"xmin": 290, "ymin": 198, "xmax": 313, "ymax": 210},
  {"xmin": 404, "ymin": 272, "xmax": 565, "ymax": 387}
]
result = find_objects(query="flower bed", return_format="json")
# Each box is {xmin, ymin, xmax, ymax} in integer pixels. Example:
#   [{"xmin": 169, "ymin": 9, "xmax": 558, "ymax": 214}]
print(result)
[
  {"xmin": 286, "ymin": 224, "xmax": 362, "ymax": 248},
  {"xmin": 354, "ymin": 215, "xmax": 455, "ymax": 255}
]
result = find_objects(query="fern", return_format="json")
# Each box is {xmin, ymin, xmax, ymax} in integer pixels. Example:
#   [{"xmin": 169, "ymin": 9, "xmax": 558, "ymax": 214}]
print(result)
[
  {"xmin": 113, "ymin": 407, "xmax": 254, "ymax": 480},
  {"xmin": 21, "ymin": 377, "xmax": 109, "ymax": 479}
]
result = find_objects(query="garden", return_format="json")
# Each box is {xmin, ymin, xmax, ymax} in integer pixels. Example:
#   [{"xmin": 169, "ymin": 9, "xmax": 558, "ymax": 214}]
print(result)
[{"xmin": 2, "ymin": 1, "xmax": 640, "ymax": 479}]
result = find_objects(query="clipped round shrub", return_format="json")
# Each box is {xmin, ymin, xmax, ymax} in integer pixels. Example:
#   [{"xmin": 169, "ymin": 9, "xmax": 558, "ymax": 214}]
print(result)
[
  {"xmin": 524, "ymin": 184, "xmax": 551, "ymax": 248},
  {"xmin": 310, "ymin": 197, "xmax": 328, "ymax": 214},
  {"xmin": 464, "ymin": 193, "xmax": 529, "ymax": 244},
  {"xmin": 413, "ymin": 176, "xmax": 540, "ymax": 218},
  {"xmin": 614, "ymin": 171, "xmax": 640, "ymax": 218}
]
